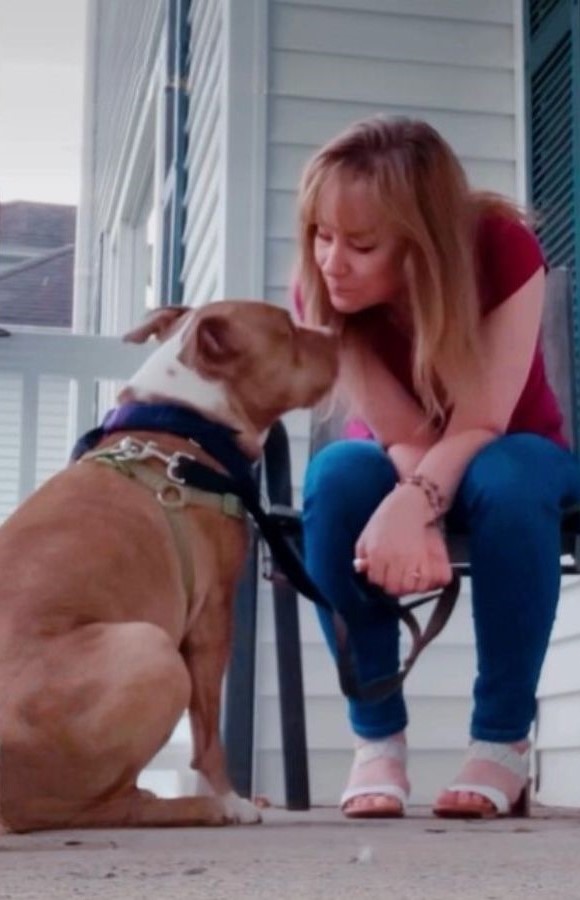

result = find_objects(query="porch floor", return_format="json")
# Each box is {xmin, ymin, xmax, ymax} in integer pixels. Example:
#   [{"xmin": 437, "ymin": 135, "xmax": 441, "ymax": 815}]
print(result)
[{"xmin": 2, "ymin": 805, "xmax": 580, "ymax": 899}]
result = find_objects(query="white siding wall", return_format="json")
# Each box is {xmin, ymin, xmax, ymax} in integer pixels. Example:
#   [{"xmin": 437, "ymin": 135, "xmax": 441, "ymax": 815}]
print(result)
[
  {"xmin": 182, "ymin": 0, "xmax": 224, "ymax": 306},
  {"xmin": 253, "ymin": 0, "xmax": 522, "ymax": 806},
  {"xmin": 535, "ymin": 578, "xmax": 580, "ymax": 806}
]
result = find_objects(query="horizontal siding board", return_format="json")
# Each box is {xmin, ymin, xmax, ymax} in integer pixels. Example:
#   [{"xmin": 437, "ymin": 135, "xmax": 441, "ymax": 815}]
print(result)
[
  {"xmin": 256, "ymin": 695, "xmax": 471, "ymax": 751},
  {"xmin": 257, "ymin": 579, "xmax": 475, "ymax": 646},
  {"xmin": 273, "ymin": 0, "xmax": 513, "ymax": 26},
  {"xmin": 535, "ymin": 749, "xmax": 580, "ymax": 807},
  {"xmin": 270, "ymin": 102, "xmax": 515, "ymax": 170},
  {"xmin": 462, "ymin": 159, "xmax": 517, "ymax": 196},
  {"xmin": 272, "ymin": 4, "xmax": 513, "ymax": 69},
  {"xmin": 548, "ymin": 578, "xmax": 580, "ymax": 638},
  {"xmin": 265, "ymin": 238, "xmax": 294, "ymax": 289},
  {"xmin": 266, "ymin": 163, "xmax": 517, "ymax": 238},
  {"xmin": 257, "ymin": 639, "xmax": 476, "ymax": 699},
  {"xmin": 538, "ymin": 639, "xmax": 580, "ymax": 696},
  {"xmin": 271, "ymin": 51, "xmax": 514, "ymax": 115},
  {"xmin": 533, "ymin": 580, "xmax": 580, "ymax": 806},
  {"xmin": 535, "ymin": 695, "xmax": 580, "ymax": 749},
  {"xmin": 269, "ymin": 97, "xmax": 515, "ymax": 157}
]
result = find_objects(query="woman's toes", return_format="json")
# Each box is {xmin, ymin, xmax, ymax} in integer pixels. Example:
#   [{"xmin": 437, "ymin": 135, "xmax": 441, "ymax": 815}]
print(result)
[
  {"xmin": 347, "ymin": 794, "xmax": 402, "ymax": 814},
  {"xmin": 435, "ymin": 789, "xmax": 496, "ymax": 815},
  {"xmin": 343, "ymin": 793, "xmax": 403, "ymax": 817}
]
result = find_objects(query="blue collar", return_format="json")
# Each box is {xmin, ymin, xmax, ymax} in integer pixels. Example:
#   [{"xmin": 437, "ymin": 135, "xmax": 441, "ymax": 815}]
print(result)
[{"xmin": 71, "ymin": 401, "xmax": 252, "ymax": 480}]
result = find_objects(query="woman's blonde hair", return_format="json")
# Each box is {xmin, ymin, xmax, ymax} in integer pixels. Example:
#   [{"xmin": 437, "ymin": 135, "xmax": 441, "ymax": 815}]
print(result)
[{"xmin": 296, "ymin": 116, "xmax": 527, "ymax": 424}]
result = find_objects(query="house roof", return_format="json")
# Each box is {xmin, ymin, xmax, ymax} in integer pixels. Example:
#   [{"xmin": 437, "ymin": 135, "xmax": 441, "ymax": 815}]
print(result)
[
  {"xmin": 0, "ymin": 201, "xmax": 75, "ymax": 328},
  {"xmin": 0, "ymin": 201, "xmax": 76, "ymax": 250}
]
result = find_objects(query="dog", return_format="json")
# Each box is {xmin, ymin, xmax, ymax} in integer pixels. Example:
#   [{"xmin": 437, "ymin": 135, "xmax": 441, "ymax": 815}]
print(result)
[{"xmin": 0, "ymin": 300, "xmax": 338, "ymax": 833}]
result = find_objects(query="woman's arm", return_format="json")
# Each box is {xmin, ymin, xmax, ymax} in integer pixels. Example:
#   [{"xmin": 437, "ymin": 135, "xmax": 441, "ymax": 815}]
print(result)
[
  {"xmin": 340, "ymin": 339, "xmax": 439, "ymax": 472},
  {"xmin": 399, "ymin": 265, "xmax": 545, "ymax": 517},
  {"xmin": 356, "ymin": 266, "xmax": 545, "ymax": 593}
]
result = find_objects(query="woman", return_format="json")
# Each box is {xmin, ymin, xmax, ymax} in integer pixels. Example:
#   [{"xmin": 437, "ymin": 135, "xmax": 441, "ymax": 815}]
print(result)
[{"xmin": 294, "ymin": 116, "xmax": 580, "ymax": 819}]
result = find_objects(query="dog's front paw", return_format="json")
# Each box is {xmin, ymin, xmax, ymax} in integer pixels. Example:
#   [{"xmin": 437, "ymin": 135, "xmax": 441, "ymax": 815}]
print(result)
[{"xmin": 221, "ymin": 791, "xmax": 262, "ymax": 825}]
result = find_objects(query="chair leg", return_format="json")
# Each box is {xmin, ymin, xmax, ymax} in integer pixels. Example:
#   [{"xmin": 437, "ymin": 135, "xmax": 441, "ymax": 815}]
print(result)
[
  {"xmin": 264, "ymin": 419, "xmax": 311, "ymax": 809},
  {"xmin": 224, "ymin": 532, "xmax": 259, "ymax": 799},
  {"xmin": 273, "ymin": 578, "xmax": 311, "ymax": 810}
]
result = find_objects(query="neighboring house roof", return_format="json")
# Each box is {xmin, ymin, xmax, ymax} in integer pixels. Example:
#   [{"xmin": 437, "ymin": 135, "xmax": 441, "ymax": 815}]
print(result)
[
  {"xmin": 0, "ymin": 201, "xmax": 76, "ymax": 250},
  {"xmin": 0, "ymin": 246, "xmax": 74, "ymax": 328},
  {"xmin": 0, "ymin": 202, "xmax": 75, "ymax": 328}
]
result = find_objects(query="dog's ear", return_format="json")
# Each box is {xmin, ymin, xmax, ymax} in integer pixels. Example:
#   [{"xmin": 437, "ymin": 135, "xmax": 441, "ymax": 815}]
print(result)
[
  {"xmin": 178, "ymin": 314, "xmax": 242, "ymax": 373},
  {"xmin": 122, "ymin": 306, "xmax": 190, "ymax": 344}
]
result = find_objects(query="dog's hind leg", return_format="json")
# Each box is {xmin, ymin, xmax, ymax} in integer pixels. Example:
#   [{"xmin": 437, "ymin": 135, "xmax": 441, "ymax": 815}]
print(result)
[
  {"xmin": 69, "ymin": 787, "xmax": 226, "ymax": 829},
  {"xmin": 0, "ymin": 621, "xmax": 226, "ymax": 831}
]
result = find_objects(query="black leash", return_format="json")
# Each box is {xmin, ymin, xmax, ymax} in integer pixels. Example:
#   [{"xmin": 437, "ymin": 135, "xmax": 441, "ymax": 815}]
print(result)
[
  {"xmin": 174, "ymin": 449, "xmax": 461, "ymax": 703},
  {"xmin": 73, "ymin": 403, "xmax": 461, "ymax": 702}
]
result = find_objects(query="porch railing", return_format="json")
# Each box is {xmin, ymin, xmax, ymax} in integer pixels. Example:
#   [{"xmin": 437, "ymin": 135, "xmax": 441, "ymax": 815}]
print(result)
[{"xmin": 0, "ymin": 328, "xmax": 150, "ymax": 519}]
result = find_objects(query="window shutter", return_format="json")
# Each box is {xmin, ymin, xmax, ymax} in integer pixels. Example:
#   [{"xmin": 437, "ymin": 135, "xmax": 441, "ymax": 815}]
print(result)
[
  {"xmin": 161, "ymin": 0, "xmax": 191, "ymax": 305},
  {"xmin": 524, "ymin": 0, "xmax": 580, "ymax": 442}
]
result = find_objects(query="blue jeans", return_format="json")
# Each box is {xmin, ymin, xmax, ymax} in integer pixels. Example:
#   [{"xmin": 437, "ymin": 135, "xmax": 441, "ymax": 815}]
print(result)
[{"xmin": 303, "ymin": 434, "xmax": 580, "ymax": 742}]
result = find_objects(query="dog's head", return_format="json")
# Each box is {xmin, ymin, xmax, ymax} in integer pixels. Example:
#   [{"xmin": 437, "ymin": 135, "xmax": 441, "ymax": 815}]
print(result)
[{"xmin": 120, "ymin": 300, "xmax": 338, "ymax": 456}]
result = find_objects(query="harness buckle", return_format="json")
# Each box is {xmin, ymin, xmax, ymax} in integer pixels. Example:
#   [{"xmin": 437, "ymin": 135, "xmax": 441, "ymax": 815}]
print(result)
[
  {"xmin": 156, "ymin": 483, "xmax": 187, "ymax": 509},
  {"xmin": 117, "ymin": 436, "xmax": 167, "ymax": 463},
  {"xmin": 166, "ymin": 452, "xmax": 197, "ymax": 485}
]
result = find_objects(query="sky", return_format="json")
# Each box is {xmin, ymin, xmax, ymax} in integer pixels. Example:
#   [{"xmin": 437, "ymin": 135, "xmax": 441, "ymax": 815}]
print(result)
[{"xmin": 0, "ymin": 0, "xmax": 87, "ymax": 205}]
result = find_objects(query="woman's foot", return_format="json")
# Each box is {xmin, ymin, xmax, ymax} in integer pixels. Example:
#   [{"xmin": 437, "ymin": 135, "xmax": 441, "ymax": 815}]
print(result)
[
  {"xmin": 433, "ymin": 739, "xmax": 531, "ymax": 818},
  {"xmin": 340, "ymin": 732, "xmax": 410, "ymax": 818}
]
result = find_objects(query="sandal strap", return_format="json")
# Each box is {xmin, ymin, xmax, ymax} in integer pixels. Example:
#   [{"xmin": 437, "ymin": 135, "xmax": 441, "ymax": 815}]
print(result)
[
  {"xmin": 441, "ymin": 740, "xmax": 530, "ymax": 814},
  {"xmin": 353, "ymin": 737, "xmax": 407, "ymax": 766},
  {"xmin": 465, "ymin": 740, "xmax": 530, "ymax": 779}
]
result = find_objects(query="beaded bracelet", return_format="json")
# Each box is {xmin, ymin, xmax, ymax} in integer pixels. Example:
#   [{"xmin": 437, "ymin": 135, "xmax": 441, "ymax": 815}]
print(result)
[{"xmin": 401, "ymin": 473, "xmax": 446, "ymax": 520}]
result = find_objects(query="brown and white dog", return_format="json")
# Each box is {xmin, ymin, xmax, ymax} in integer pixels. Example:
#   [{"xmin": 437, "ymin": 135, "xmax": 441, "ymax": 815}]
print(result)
[{"xmin": 0, "ymin": 300, "xmax": 338, "ymax": 833}]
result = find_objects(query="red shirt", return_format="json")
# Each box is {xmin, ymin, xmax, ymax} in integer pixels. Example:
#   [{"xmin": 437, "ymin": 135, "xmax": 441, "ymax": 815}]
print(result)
[{"xmin": 344, "ymin": 214, "xmax": 566, "ymax": 447}]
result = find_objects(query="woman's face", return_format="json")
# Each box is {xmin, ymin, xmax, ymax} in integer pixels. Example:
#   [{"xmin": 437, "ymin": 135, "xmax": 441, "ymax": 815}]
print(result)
[{"xmin": 312, "ymin": 176, "xmax": 405, "ymax": 315}]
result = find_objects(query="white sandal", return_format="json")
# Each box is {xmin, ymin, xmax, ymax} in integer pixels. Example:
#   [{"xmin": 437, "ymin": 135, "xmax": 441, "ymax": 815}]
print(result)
[
  {"xmin": 433, "ymin": 739, "xmax": 531, "ymax": 818},
  {"xmin": 340, "ymin": 736, "xmax": 410, "ymax": 819}
]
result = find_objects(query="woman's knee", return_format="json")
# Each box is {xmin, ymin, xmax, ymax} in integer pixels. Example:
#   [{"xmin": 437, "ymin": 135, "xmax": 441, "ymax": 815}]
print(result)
[
  {"xmin": 458, "ymin": 435, "xmax": 561, "ymax": 522},
  {"xmin": 304, "ymin": 440, "xmax": 398, "ymax": 513}
]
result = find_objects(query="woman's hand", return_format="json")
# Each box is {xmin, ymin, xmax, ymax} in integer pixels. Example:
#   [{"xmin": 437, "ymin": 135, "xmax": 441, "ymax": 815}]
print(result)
[{"xmin": 354, "ymin": 487, "xmax": 452, "ymax": 596}]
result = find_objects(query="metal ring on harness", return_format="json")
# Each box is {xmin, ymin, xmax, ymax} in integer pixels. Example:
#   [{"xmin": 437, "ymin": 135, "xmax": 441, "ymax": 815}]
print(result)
[{"xmin": 156, "ymin": 483, "xmax": 188, "ymax": 509}]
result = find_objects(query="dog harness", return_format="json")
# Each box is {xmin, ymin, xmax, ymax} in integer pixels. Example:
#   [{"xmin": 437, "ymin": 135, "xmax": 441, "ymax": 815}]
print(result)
[
  {"xmin": 73, "ymin": 405, "xmax": 250, "ymax": 603},
  {"xmin": 80, "ymin": 436, "xmax": 245, "ymax": 600},
  {"xmin": 73, "ymin": 402, "xmax": 460, "ymax": 702}
]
